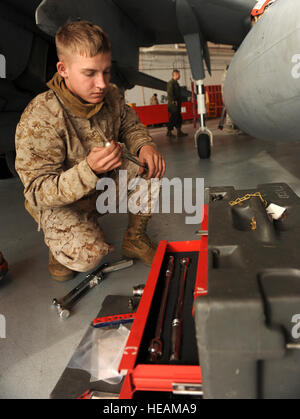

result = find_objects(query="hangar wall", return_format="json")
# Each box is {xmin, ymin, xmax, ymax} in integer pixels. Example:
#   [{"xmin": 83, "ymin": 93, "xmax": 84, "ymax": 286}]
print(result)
[{"xmin": 125, "ymin": 43, "xmax": 235, "ymax": 106}]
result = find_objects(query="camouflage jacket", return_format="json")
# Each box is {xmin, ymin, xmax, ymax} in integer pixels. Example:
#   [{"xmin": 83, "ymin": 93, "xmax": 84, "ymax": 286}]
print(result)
[
  {"xmin": 167, "ymin": 78, "xmax": 181, "ymax": 106},
  {"xmin": 15, "ymin": 83, "xmax": 156, "ymax": 211}
]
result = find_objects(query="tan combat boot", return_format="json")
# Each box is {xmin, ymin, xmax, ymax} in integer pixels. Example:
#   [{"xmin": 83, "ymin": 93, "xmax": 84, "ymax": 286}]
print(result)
[
  {"xmin": 122, "ymin": 214, "xmax": 157, "ymax": 267},
  {"xmin": 24, "ymin": 201, "xmax": 74, "ymax": 281},
  {"xmin": 49, "ymin": 251, "xmax": 74, "ymax": 282}
]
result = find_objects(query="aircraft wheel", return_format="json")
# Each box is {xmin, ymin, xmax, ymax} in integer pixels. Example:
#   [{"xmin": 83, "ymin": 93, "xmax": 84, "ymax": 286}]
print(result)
[{"xmin": 196, "ymin": 133, "xmax": 211, "ymax": 159}]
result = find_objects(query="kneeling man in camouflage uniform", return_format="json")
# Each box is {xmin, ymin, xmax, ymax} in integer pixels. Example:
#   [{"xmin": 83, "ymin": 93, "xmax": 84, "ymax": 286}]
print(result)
[{"xmin": 15, "ymin": 20, "xmax": 165, "ymax": 281}]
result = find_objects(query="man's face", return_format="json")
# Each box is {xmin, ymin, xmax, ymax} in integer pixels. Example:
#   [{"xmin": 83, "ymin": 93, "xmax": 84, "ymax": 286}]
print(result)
[
  {"xmin": 57, "ymin": 52, "xmax": 112, "ymax": 104},
  {"xmin": 173, "ymin": 71, "xmax": 180, "ymax": 81}
]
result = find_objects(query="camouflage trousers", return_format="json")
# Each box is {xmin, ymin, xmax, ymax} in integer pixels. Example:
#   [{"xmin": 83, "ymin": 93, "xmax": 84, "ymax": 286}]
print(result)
[{"xmin": 27, "ymin": 159, "xmax": 160, "ymax": 272}]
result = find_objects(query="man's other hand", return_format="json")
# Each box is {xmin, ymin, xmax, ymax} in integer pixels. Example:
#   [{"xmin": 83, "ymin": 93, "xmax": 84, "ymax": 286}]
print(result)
[
  {"xmin": 138, "ymin": 145, "xmax": 166, "ymax": 179},
  {"xmin": 86, "ymin": 142, "xmax": 122, "ymax": 174}
]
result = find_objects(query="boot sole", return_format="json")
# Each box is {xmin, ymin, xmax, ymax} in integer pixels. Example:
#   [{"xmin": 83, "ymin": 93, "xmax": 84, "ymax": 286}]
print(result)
[{"xmin": 50, "ymin": 272, "xmax": 75, "ymax": 282}]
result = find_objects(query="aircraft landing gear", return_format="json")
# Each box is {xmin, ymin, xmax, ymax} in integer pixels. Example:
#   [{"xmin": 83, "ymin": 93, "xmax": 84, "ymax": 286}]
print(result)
[
  {"xmin": 176, "ymin": 0, "xmax": 213, "ymax": 159},
  {"xmin": 195, "ymin": 129, "xmax": 212, "ymax": 159},
  {"xmin": 194, "ymin": 79, "xmax": 213, "ymax": 159}
]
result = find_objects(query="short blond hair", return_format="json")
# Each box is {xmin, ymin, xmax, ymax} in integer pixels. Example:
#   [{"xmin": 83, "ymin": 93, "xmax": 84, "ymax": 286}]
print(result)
[{"xmin": 55, "ymin": 20, "xmax": 111, "ymax": 60}]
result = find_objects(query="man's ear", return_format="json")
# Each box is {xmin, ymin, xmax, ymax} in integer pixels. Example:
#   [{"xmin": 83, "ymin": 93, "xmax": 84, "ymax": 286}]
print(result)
[{"xmin": 56, "ymin": 61, "xmax": 68, "ymax": 78}]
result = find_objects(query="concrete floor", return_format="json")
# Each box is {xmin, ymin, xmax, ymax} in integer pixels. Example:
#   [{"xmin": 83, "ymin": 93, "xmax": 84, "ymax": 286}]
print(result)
[{"xmin": 1, "ymin": 119, "xmax": 300, "ymax": 398}]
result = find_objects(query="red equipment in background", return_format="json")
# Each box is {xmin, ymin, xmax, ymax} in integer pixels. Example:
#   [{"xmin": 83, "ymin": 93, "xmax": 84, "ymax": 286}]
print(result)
[
  {"xmin": 206, "ymin": 85, "xmax": 223, "ymax": 118},
  {"xmin": 131, "ymin": 85, "xmax": 223, "ymax": 127}
]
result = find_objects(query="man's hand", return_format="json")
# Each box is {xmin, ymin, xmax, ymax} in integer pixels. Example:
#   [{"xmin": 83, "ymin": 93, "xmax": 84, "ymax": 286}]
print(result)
[
  {"xmin": 138, "ymin": 145, "xmax": 166, "ymax": 179},
  {"xmin": 86, "ymin": 142, "xmax": 122, "ymax": 174}
]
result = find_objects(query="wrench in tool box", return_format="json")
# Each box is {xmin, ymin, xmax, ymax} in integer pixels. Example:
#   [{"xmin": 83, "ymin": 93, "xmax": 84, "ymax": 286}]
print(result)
[
  {"xmin": 52, "ymin": 259, "xmax": 133, "ymax": 318},
  {"xmin": 148, "ymin": 255, "xmax": 175, "ymax": 362},
  {"xmin": 170, "ymin": 257, "xmax": 190, "ymax": 361}
]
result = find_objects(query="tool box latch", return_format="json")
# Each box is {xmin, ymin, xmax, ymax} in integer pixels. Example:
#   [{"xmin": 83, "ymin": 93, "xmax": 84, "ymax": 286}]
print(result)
[{"xmin": 172, "ymin": 383, "xmax": 203, "ymax": 396}]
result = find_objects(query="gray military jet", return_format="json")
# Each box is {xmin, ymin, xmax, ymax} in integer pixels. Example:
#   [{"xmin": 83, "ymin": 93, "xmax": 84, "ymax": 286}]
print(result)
[{"xmin": 2, "ymin": 0, "xmax": 276, "ymax": 171}]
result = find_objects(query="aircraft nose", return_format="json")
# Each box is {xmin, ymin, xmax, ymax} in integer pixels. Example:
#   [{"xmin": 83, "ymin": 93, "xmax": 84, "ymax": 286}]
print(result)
[{"xmin": 224, "ymin": 0, "xmax": 300, "ymax": 142}]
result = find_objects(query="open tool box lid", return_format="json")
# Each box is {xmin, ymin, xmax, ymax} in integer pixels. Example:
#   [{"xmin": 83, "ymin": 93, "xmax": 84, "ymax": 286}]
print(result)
[
  {"xmin": 118, "ymin": 206, "xmax": 208, "ymax": 399},
  {"xmin": 194, "ymin": 183, "xmax": 300, "ymax": 399}
]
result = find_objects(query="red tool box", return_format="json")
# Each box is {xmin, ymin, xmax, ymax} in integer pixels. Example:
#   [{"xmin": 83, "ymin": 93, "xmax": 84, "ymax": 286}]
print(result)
[{"xmin": 118, "ymin": 206, "xmax": 208, "ymax": 399}]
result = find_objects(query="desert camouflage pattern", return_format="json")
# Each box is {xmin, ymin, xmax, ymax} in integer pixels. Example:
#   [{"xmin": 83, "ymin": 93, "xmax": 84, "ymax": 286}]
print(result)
[{"xmin": 15, "ymin": 84, "xmax": 158, "ymax": 271}]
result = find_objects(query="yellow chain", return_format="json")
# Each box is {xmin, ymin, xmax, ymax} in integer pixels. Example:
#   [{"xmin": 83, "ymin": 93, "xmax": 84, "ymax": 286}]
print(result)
[
  {"xmin": 229, "ymin": 192, "xmax": 267, "ymax": 208},
  {"xmin": 250, "ymin": 217, "xmax": 257, "ymax": 230}
]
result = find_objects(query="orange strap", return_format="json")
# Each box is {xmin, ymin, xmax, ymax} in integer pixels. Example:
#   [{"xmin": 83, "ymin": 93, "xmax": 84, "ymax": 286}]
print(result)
[{"xmin": 250, "ymin": 0, "xmax": 273, "ymax": 19}]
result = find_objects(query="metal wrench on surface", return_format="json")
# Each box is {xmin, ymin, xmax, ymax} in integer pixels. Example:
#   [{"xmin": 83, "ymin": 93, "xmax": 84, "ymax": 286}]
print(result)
[
  {"xmin": 148, "ymin": 255, "xmax": 175, "ymax": 362},
  {"xmin": 170, "ymin": 257, "xmax": 190, "ymax": 361},
  {"xmin": 52, "ymin": 259, "xmax": 133, "ymax": 318}
]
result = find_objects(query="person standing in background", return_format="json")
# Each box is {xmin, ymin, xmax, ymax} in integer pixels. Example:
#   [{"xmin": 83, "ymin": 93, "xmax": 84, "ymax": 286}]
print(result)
[
  {"xmin": 166, "ymin": 69, "xmax": 187, "ymax": 138},
  {"xmin": 149, "ymin": 93, "xmax": 159, "ymax": 105}
]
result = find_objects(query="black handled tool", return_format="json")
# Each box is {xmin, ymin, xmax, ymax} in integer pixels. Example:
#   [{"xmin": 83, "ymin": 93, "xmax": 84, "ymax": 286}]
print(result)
[
  {"xmin": 105, "ymin": 141, "xmax": 148, "ymax": 174},
  {"xmin": 148, "ymin": 255, "xmax": 175, "ymax": 362},
  {"xmin": 52, "ymin": 259, "xmax": 133, "ymax": 318},
  {"xmin": 122, "ymin": 149, "xmax": 149, "ymax": 174},
  {"xmin": 170, "ymin": 257, "xmax": 190, "ymax": 361}
]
